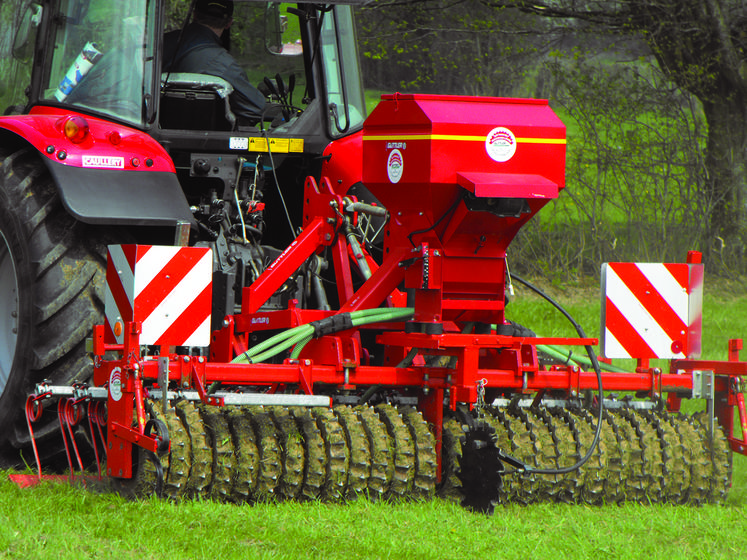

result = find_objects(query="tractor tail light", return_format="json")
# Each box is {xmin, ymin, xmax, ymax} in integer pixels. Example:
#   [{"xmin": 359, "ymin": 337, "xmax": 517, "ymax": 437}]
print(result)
[{"xmin": 63, "ymin": 116, "xmax": 89, "ymax": 144}]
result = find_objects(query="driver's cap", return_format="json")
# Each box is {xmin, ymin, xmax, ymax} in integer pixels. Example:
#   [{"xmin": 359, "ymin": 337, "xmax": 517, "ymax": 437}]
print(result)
[{"xmin": 196, "ymin": 0, "xmax": 234, "ymax": 18}]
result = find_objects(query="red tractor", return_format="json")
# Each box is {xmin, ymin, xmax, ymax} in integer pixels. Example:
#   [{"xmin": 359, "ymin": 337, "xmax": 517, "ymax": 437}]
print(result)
[{"xmin": 0, "ymin": 0, "xmax": 743, "ymax": 511}]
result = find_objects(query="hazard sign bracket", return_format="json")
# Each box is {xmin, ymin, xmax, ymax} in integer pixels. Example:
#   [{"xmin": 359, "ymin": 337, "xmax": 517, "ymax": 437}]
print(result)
[{"xmin": 691, "ymin": 370, "xmax": 714, "ymax": 400}]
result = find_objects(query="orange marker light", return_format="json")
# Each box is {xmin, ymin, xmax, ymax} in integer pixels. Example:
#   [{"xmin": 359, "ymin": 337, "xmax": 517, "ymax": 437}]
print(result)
[{"xmin": 63, "ymin": 116, "xmax": 89, "ymax": 144}]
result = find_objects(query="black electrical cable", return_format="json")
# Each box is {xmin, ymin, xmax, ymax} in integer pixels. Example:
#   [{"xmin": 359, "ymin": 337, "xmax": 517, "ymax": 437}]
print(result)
[
  {"xmin": 407, "ymin": 193, "xmax": 464, "ymax": 247},
  {"xmin": 260, "ymin": 126, "xmax": 296, "ymax": 239},
  {"xmin": 509, "ymin": 273, "xmax": 604, "ymax": 476}
]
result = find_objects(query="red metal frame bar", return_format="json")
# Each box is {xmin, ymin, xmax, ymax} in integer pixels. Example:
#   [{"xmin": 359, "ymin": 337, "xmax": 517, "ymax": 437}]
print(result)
[
  {"xmin": 84, "ymin": 294, "xmax": 747, "ymax": 487},
  {"xmin": 242, "ymin": 216, "xmax": 335, "ymax": 315},
  {"xmin": 95, "ymin": 324, "xmax": 739, "ymax": 403},
  {"xmin": 90, "ymin": 322, "xmax": 746, "ymax": 453}
]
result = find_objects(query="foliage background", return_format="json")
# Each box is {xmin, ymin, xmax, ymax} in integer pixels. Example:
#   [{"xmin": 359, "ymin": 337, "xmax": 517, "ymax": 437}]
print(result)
[{"xmin": 356, "ymin": 0, "xmax": 742, "ymax": 278}]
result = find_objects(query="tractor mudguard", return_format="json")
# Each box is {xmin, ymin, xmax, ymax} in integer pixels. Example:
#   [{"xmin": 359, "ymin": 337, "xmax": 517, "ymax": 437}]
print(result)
[
  {"xmin": 46, "ymin": 162, "xmax": 195, "ymax": 227},
  {"xmin": 0, "ymin": 108, "xmax": 194, "ymax": 227}
]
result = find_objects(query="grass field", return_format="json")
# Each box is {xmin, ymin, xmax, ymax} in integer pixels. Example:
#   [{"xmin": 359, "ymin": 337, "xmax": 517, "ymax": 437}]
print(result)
[
  {"xmin": 0, "ymin": 478, "xmax": 745, "ymax": 560},
  {"xmin": 1, "ymin": 278, "xmax": 745, "ymax": 560}
]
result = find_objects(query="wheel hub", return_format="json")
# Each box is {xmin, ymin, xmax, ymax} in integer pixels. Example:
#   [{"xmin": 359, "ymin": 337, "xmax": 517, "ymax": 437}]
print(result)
[{"xmin": 0, "ymin": 231, "xmax": 19, "ymax": 394}]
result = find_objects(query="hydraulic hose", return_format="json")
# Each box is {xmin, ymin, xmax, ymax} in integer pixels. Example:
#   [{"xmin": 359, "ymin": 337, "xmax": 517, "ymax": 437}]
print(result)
[
  {"xmin": 232, "ymin": 325, "xmax": 310, "ymax": 363},
  {"xmin": 251, "ymin": 328, "xmax": 315, "ymax": 364},
  {"xmin": 537, "ymin": 344, "xmax": 629, "ymax": 373},
  {"xmin": 509, "ymin": 274, "xmax": 605, "ymax": 476},
  {"xmin": 289, "ymin": 307, "xmax": 413, "ymax": 359},
  {"xmin": 536, "ymin": 344, "xmax": 581, "ymax": 368},
  {"xmin": 232, "ymin": 307, "xmax": 414, "ymax": 364}
]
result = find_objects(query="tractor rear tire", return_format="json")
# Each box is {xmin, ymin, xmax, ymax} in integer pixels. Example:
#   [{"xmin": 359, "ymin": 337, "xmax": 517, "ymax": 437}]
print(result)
[{"xmin": 0, "ymin": 146, "xmax": 108, "ymax": 467}]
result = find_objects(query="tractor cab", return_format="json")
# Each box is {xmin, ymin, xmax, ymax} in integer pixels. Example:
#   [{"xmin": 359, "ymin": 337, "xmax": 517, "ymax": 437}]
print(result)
[
  {"xmin": 2, "ymin": 0, "xmax": 369, "ymax": 252},
  {"xmin": 5, "ymin": 0, "xmax": 366, "ymax": 143}
]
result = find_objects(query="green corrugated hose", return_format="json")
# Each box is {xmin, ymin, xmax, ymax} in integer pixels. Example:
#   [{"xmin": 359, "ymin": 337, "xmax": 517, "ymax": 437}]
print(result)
[{"xmin": 232, "ymin": 307, "xmax": 414, "ymax": 364}]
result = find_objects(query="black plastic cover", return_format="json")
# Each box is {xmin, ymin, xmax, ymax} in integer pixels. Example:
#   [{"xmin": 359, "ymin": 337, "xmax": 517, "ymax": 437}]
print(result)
[{"xmin": 47, "ymin": 160, "xmax": 195, "ymax": 227}]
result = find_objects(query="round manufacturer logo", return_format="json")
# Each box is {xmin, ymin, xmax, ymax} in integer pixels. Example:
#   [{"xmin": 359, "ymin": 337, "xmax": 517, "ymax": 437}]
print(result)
[
  {"xmin": 387, "ymin": 149, "xmax": 404, "ymax": 183},
  {"xmin": 109, "ymin": 367, "xmax": 123, "ymax": 402},
  {"xmin": 485, "ymin": 127, "xmax": 517, "ymax": 162}
]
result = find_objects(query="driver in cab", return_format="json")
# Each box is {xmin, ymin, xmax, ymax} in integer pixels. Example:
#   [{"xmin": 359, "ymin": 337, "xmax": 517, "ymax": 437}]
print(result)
[{"xmin": 163, "ymin": 0, "xmax": 266, "ymax": 125}]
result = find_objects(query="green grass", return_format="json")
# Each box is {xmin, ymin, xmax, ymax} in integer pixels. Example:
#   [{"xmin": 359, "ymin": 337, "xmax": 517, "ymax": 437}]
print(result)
[
  {"xmin": 1, "ymin": 279, "xmax": 745, "ymax": 559},
  {"xmin": 0, "ymin": 472, "xmax": 745, "ymax": 560}
]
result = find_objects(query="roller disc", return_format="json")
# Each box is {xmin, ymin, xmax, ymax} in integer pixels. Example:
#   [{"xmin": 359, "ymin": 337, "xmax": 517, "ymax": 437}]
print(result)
[
  {"xmin": 526, "ymin": 407, "xmax": 563, "ymax": 501},
  {"xmin": 200, "ymin": 406, "xmax": 236, "ymax": 502},
  {"xmin": 225, "ymin": 407, "xmax": 259, "ymax": 503},
  {"xmin": 599, "ymin": 410, "xmax": 626, "ymax": 504},
  {"xmin": 457, "ymin": 417, "xmax": 503, "ymax": 514},
  {"xmin": 504, "ymin": 405, "xmax": 541, "ymax": 504},
  {"xmin": 671, "ymin": 414, "xmax": 711, "ymax": 505},
  {"xmin": 311, "ymin": 407, "xmax": 349, "ymax": 502},
  {"xmin": 437, "ymin": 415, "xmax": 465, "ymax": 503},
  {"xmin": 547, "ymin": 407, "xmax": 583, "ymax": 503},
  {"xmin": 659, "ymin": 411, "xmax": 692, "ymax": 504},
  {"xmin": 290, "ymin": 407, "xmax": 326, "ymax": 501},
  {"xmin": 564, "ymin": 408, "xmax": 605, "ymax": 504},
  {"xmin": 356, "ymin": 405, "xmax": 393, "ymax": 499},
  {"xmin": 691, "ymin": 411, "xmax": 733, "ymax": 503},
  {"xmin": 248, "ymin": 406, "xmax": 282, "ymax": 501},
  {"xmin": 160, "ymin": 404, "xmax": 192, "ymax": 501},
  {"xmin": 375, "ymin": 404, "xmax": 415, "ymax": 499},
  {"xmin": 479, "ymin": 408, "xmax": 514, "ymax": 504},
  {"xmin": 175, "ymin": 400, "xmax": 213, "ymax": 498},
  {"xmin": 613, "ymin": 408, "xmax": 652, "ymax": 502},
  {"xmin": 400, "ymin": 407, "xmax": 437, "ymax": 500},
  {"xmin": 619, "ymin": 408, "xmax": 663, "ymax": 502},
  {"xmin": 334, "ymin": 405, "xmax": 371, "ymax": 499},
  {"xmin": 270, "ymin": 407, "xmax": 305, "ymax": 500}
]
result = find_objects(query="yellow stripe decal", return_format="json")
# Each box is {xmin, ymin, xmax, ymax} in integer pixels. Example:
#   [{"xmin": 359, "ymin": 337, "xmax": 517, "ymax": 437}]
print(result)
[
  {"xmin": 518, "ymin": 138, "xmax": 566, "ymax": 145},
  {"xmin": 363, "ymin": 134, "xmax": 565, "ymax": 144}
]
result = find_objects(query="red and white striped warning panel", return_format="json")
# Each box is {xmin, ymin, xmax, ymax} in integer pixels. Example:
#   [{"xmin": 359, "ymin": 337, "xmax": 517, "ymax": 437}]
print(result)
[
  {"xmin": 601, "ymin": 262, "xmax": 703, "ymax": 359},
  {"xmin": 105, "ymin": 245, "xmax": 212, "ymax": 347}
]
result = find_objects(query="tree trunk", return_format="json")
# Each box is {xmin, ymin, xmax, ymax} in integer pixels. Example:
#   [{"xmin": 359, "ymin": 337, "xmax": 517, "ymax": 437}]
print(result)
[{"xmin": 701, "ymin": 95, "xmax": 747, "ymax": 247}]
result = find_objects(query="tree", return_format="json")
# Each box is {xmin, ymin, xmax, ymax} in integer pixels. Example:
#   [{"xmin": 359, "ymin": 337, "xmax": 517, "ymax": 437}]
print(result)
[
  {"xmin": 357, "ymin": 0, "xmax": 550, "ymax": 97},
  {"xmin": 360, "ymin": 0, "xmax": 747, "ymax": 268},
  {"xmin": 478, "ymin": 0, "xmax": 747, "ymax": 263},
  {"xmin": 513, "ymin": 54, "xmax": 711, "ymax": 278}
]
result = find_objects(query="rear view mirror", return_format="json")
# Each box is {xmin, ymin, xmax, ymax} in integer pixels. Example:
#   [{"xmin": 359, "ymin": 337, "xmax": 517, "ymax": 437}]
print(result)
[
  {"xmin": 12, "ymin": 2, "xmax": 43, "ymax": 61},
  {"xmin": 265, "ymin": 3, "xmax": 302, "ymax": 56}
]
